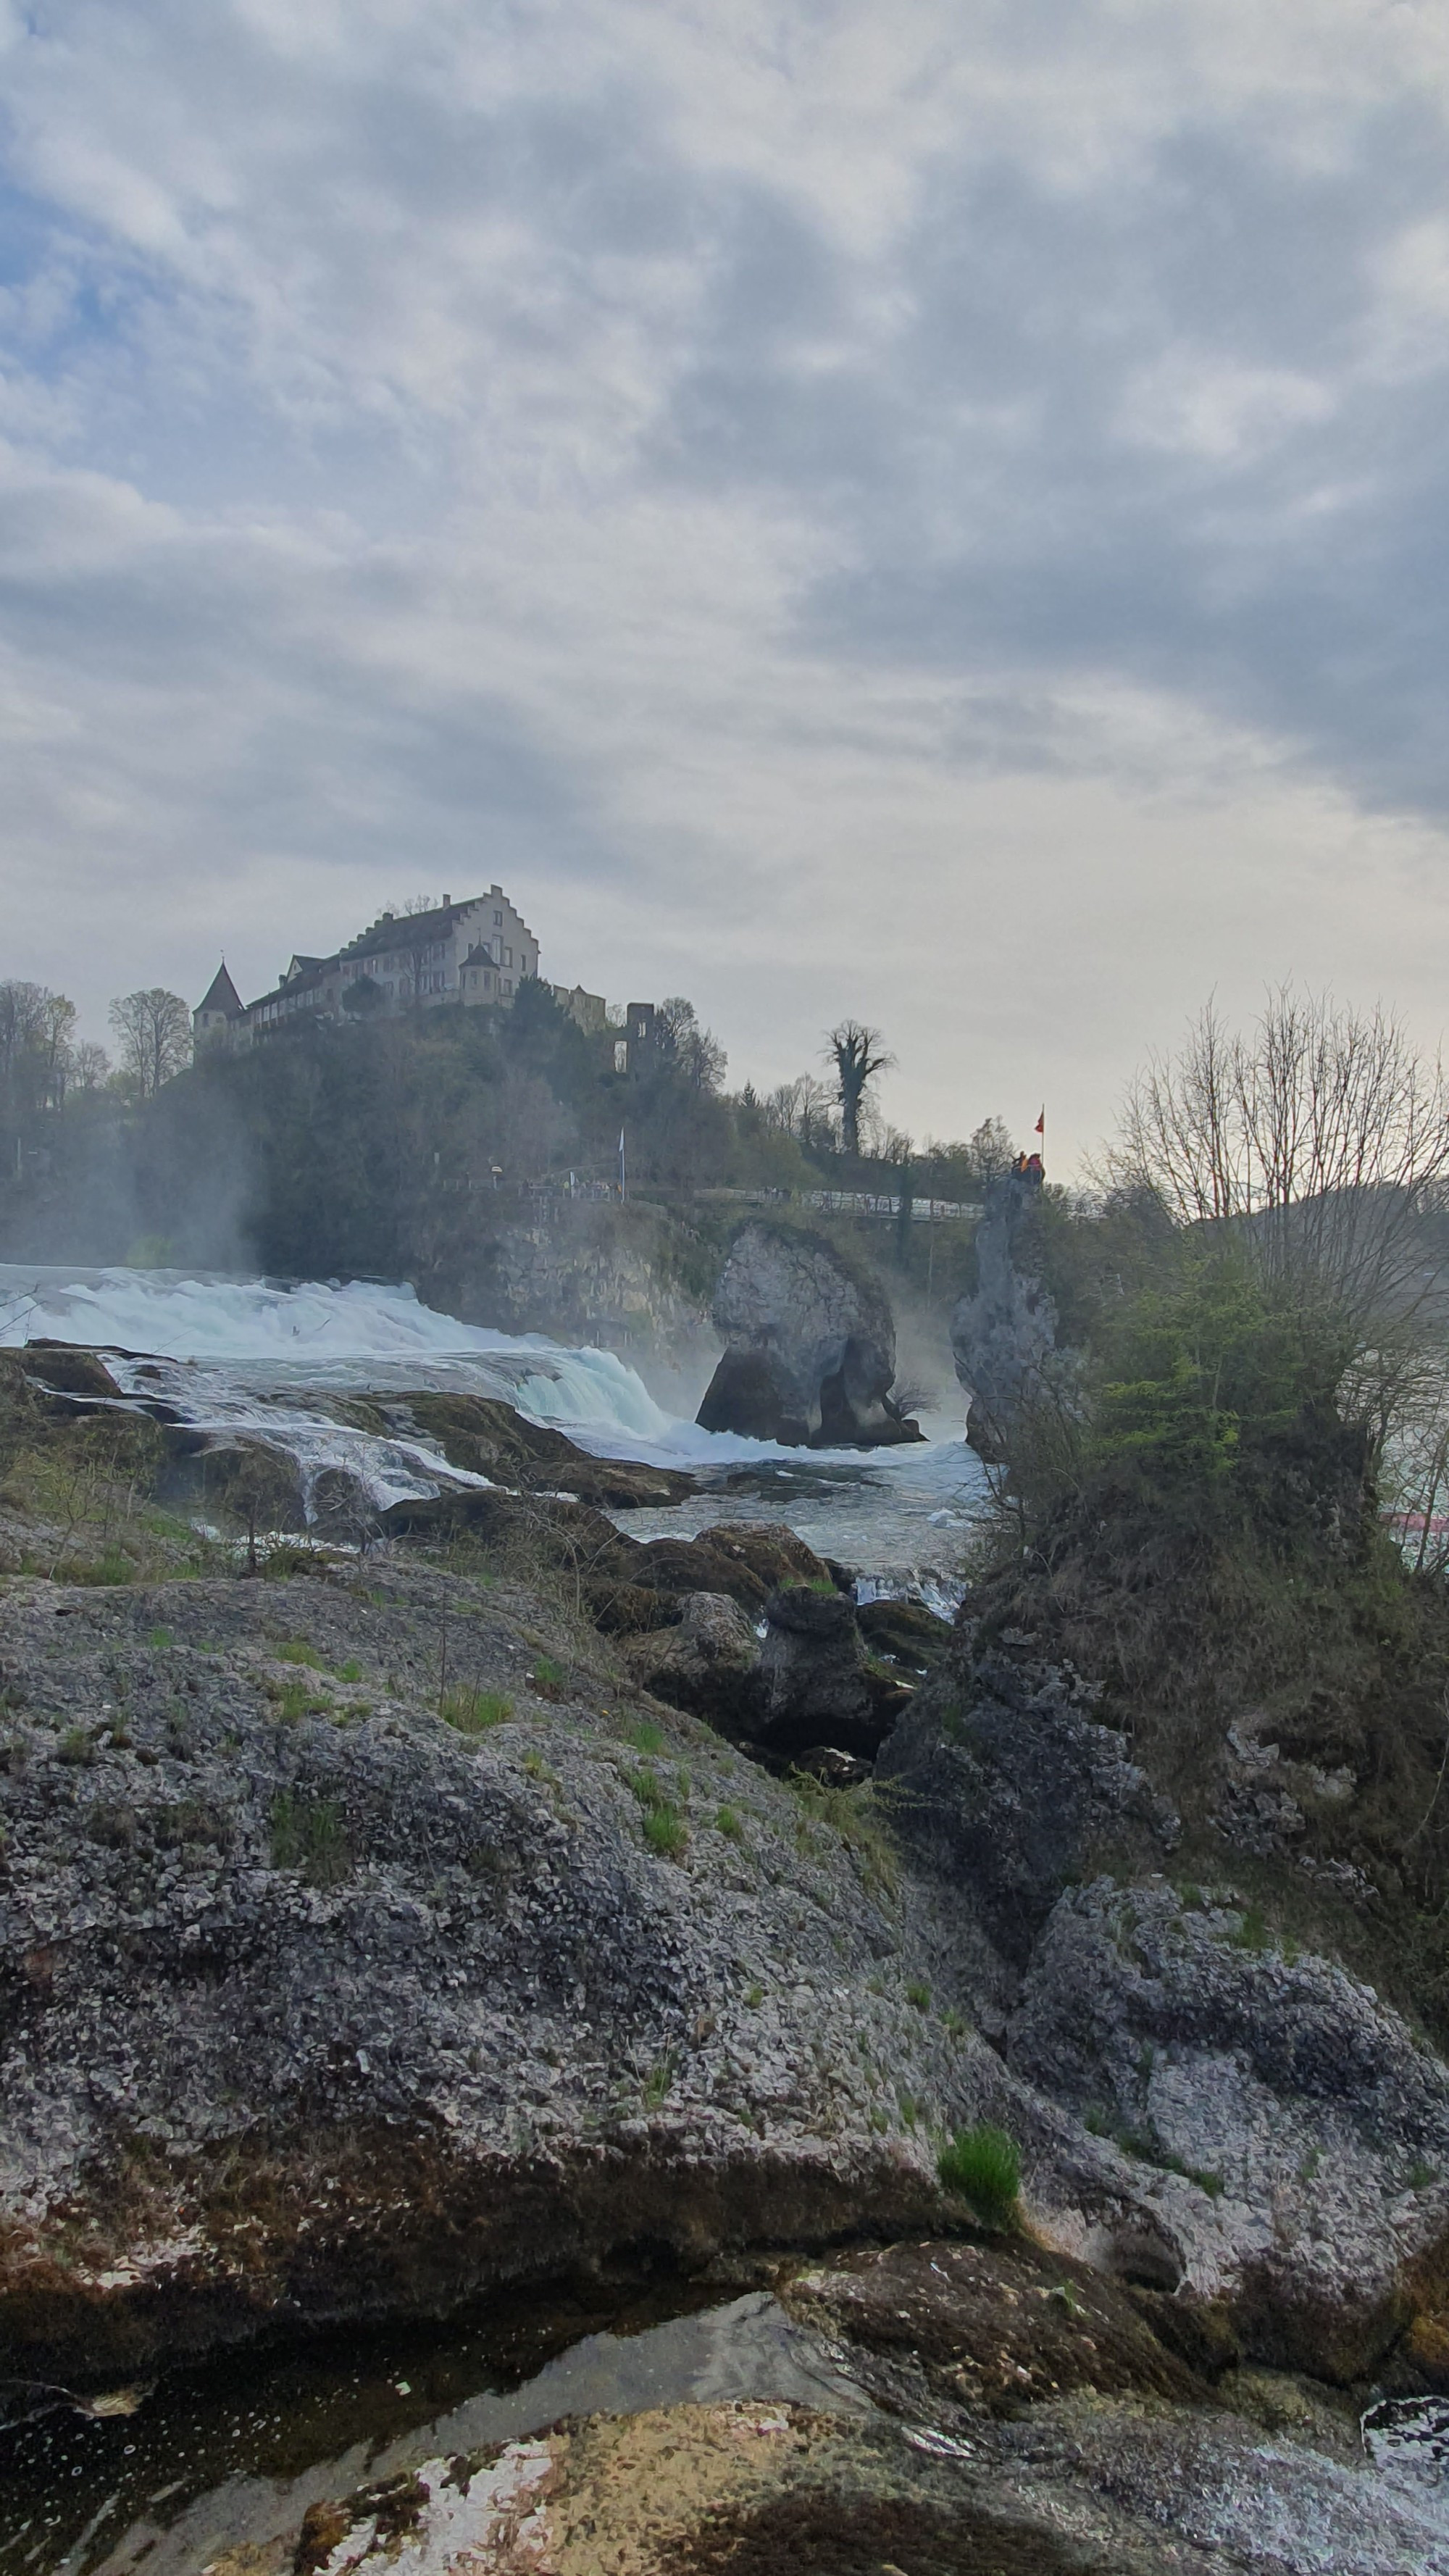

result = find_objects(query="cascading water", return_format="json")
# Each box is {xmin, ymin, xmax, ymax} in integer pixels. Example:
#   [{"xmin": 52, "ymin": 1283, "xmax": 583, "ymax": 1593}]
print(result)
[{"xmin": 0, "ymin": 1264, "xmax": 985, "ymax": 1580}]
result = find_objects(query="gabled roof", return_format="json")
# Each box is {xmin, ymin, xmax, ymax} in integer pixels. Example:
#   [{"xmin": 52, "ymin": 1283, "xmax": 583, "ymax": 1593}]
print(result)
[
  {"xmin": 339, "ymin": 899, "xmax": 475, "ymax": 962},
  {"xmin": 197, "ymin": 963, "xmax": 243, "ymax": 1020}
]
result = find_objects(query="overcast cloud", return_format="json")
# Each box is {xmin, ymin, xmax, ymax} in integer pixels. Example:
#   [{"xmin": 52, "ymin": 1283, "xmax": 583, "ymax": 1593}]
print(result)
[{"xmin": 3, "ymin": 0, "xmax": 1449, "ymax": 1167}]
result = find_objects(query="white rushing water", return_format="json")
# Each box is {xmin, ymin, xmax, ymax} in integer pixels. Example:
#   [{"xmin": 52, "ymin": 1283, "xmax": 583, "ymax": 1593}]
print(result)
[{"xmin": 0, "ymin": 1265, "xmax": 985, "ymax": 1580}]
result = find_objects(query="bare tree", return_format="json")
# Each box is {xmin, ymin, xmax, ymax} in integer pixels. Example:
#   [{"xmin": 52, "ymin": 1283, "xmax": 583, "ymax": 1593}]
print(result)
[
  {"xmin": 1116, "ymin": 989, "xmax": 1449, "ymax": 1334},
  {"xmin": 108, "ymin": 989, "xmax": 193, "ymax": 1099},
  {"xmin": 656, "ymin": 996, "xmax": 727, "ymax": 1093},
  {"xmin": 71, "ymin": 1041, "xmax": 110, "ymax": 1091},
  {"xmin": 826, "ymin": 1021, "xmax": 895, "ymax": 1159}
]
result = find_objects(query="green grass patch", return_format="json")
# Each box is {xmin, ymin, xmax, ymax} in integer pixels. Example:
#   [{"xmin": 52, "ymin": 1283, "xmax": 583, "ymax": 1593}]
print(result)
[
  {"xmin": 786, "ymin": 1771, "xmax": 899, "ymax": 1895},
  {"xmin": 622, "ymin": 1716, "xmax": 667, "ymax": 1755},
  {"xmin": 277, "ymin": 1639, "xmax": 327, "ymax": 1670},
  {"xmin": 59, "ymin": 1548, "xmax": 134, "ymax": 1586},
  {"xmin": 441, "ymin": 1685, "xmax": 513, "ymax": 1735},
  {"xmin": 643, "ymin": 2054, "xmax": 675, "ymax": 2109},
  {"xmin": 1232, "ymin": 1903, "xmax": 1270, "ymax": 1954},
  {"xmin": 906, "ymin": 1978, "xmax": 931, "ymax": 2012},
  {"xmin": 335, "ymin": 1658, "xmax": 364, "ymax": 1684},
  {"xmin": 146, "ymin": 1625, "xmax": 175, "ymax": 1651},
  {"xmin": 270, "ymin": 1790, "xmax": 350, "ymax": 1888},
  {"xmin": 715, "ymin": 1804, "xmax": 744, "ymax": 1841},
  {"xmin": 937, "ymin": 2122, "xmax": 1022, "ymax": 2226},
  {"xmin": 267, "ymin": 1678, "xmax": 331, "ymax": 1722},
  {"xmin": 530, "ymin": 1655, "xmax": 568, "ymax": 1696},
  {"xmin": 642, "ymin": 1800, "xmax": 688, "ymax": 1859}
]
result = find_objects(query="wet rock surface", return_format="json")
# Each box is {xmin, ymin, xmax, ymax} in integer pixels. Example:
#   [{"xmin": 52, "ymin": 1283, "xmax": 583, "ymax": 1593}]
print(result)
[
  {"xmin": 783, "ymin": 2235, "xmax": 1211, "ymax": 2417},
  {"xmin": 193, "ymin": 2377, "xmax": 1449, "ymax": 2576},
  {"xmin": 697, "ymin": 1222, "xmax": 922, "ymax": 1448}
]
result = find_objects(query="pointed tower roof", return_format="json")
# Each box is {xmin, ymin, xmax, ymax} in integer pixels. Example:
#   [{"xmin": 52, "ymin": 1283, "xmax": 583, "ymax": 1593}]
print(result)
[{"xmin": 197, "ymin": 962, "xmax": 244, "ymax": 1020}]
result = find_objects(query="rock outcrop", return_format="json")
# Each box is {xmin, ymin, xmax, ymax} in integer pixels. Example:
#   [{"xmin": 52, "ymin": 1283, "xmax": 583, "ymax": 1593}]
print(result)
[
  {"xmin": 697, "ymin": 1222, "xmax": 922, "ymax": 1448},
  {"xmin": 950, "ymin": 1175, "xmax": 1061, "ymax": 1459},
  {"xmin": 877, "ymin": 1643, "xmax": 1179, "ymax": 1965},
  {"xmin": 0, "ymin": 1560, "xmax": 1044, "ymax": 2388},
  {"xmin": 1010, "ymin": 1877, "xmax": 1449, "ymax": 2379}
]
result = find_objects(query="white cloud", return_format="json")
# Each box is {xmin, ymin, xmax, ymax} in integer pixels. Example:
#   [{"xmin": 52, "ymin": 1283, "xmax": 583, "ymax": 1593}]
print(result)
[{"xmin": 2, "ymin": 1, "xmax": 1449, "ymax": 1173}]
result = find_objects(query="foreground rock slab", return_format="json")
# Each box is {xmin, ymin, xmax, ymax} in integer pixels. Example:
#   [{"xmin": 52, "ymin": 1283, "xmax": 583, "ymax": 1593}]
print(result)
[{"xmin": 206, "ymin": 2390, "xmax": 1449, "ymax": 2576}]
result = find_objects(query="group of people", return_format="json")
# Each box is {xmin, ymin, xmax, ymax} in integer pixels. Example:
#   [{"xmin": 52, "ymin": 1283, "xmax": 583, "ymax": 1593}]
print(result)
[{"xmin": 1011, "ymin": 1149, "xmax": 1045, "ymax": 1185}]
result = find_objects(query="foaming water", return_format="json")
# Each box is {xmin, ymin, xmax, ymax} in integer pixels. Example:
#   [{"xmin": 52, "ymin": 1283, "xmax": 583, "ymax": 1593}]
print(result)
[{"xmin": 0, "ymin": 1265, "xmax": 984, "ymax": 1577}]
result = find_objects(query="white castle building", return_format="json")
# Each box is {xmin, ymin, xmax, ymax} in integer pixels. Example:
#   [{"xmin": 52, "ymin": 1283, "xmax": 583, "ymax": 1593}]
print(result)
[{"xmin": 195, "ymin": 887, "xmax": 608, "ymax": 1049}]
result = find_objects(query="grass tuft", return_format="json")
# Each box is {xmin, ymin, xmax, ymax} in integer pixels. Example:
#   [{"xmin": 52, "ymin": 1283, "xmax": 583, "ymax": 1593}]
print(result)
[
  {"xmin": 277, "ymin": 1639, "xmax": 327, "ymax": 1670},
  {"xmin": 270, "ymin": 1790, "xmax": 350, "ymax": 1888},
  {"xmin": 642, "ymin": 1799, "xmax": 688, "ymax": 1859},
  {"xmin": 441, "ymin": 1685, "xmax": 513, "ymax": 1735},
  {"xmin": 937, "ymin": 2122, "xmax": 1022, "ymax": 2226},
  {"xmin": 786, "ymin": 1770, "xmax": 899, "ymax": 1895}
]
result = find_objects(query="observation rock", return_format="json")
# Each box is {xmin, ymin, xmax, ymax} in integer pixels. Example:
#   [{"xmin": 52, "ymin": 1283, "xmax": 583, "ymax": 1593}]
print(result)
[
  {"xmin": 950, "ymin": 1175, "xmax": 1059, "ymax": 1459},
  {"xmin": 696, "ymin": 1222, "xmax": 922, "ymax": 1448}
]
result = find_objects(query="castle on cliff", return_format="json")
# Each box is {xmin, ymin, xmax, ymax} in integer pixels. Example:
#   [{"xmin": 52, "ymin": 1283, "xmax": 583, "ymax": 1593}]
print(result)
[{"xmin": 194, "ymin": 885, "xmax": 611, "ymax": 1051}]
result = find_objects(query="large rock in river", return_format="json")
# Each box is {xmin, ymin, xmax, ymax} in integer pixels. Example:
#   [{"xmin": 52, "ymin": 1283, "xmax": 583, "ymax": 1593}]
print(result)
[{"xmin": 697, "ymin": 1222, "xmax": 921, "ymax": 1448}]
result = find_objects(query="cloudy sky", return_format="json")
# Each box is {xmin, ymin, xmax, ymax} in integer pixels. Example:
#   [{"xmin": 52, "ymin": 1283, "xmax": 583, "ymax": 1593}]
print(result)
[{"xmin": 3, "ymin": 1, "xmax": 1449, "ymax": 1170}]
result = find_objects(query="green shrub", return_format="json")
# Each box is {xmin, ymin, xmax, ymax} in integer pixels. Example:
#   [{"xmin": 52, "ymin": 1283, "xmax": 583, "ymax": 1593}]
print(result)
[
  {"xmin": 906, "ymin": 1978, "xmax": 931, "ymax": 2012},
  {"xmin": 57, "ymin": 1726, "xmax": 96, "ymax": 1767},
  {"xmin": 335, "ymin": 1658, "xmax": 363, "ymax": 1683},
  {"xmin": 441, "ymin": 1685, "xmax": 512, "ymax": 1735},
  {"xmin": 937, "ymin": 2122, "xmax": 1022, "ymax": 2225},
  {"xmin": 531, "ymin": 1655, "xmax": 567, "ymax": 1696},
  {"xmin": 146, "ymin": 1625, "xmax": 175, "ymax": 1651}
]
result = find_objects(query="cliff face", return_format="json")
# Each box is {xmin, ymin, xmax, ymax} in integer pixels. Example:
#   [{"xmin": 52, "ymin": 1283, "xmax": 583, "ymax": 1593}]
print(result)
[{"xmin": 433, "ymin": 1201, "xmax": 715, "ymax": 1377}]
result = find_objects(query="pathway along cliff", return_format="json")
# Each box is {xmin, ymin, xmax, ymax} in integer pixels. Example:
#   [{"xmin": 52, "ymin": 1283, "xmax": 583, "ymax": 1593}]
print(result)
[{"xmin": 3, "ymin": 1268, "xmax": 1449, "ymax": 2572}]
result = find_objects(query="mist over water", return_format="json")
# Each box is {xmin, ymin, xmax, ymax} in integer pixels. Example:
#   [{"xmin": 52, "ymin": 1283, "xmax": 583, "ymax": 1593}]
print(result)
[{"xmin": 0, "ymin": 1265, "xmax": 983, "ymax": 1580}]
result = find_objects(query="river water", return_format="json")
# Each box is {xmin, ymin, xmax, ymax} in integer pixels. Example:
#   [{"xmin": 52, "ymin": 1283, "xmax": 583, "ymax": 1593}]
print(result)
[{"xmin": 0, "ymin": 1264, "xmax": 986, "ymax": 1592}]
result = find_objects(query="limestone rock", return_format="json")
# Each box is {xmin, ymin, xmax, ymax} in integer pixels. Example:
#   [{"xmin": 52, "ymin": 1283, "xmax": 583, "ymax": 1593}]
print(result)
[
  {"xmin": 1009, "ymin": 1877, "xmax": 1449, "ymax": 2378},
  {"xmin": 696, "ymin": 1222, "xmax": 922, "ymax": 1449},
  {"xmin": 623, "ymin": 1591, "xmax": 764, "ymax": 1730},
  {"xmin": 950, "ymin": 1176, "xmax": 1061, "ymax": 1459},
  {"xmin": 754, "ymin": 1582, "xmax": 884, "ymax": 1762},
  {"xmin": 877, "ymin": 1647, "xmax": 1179, "ymax": 1964},
  {"xmin": 0, "ymin": 1561, "xmax": 1015, "ymax": 2386}
]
